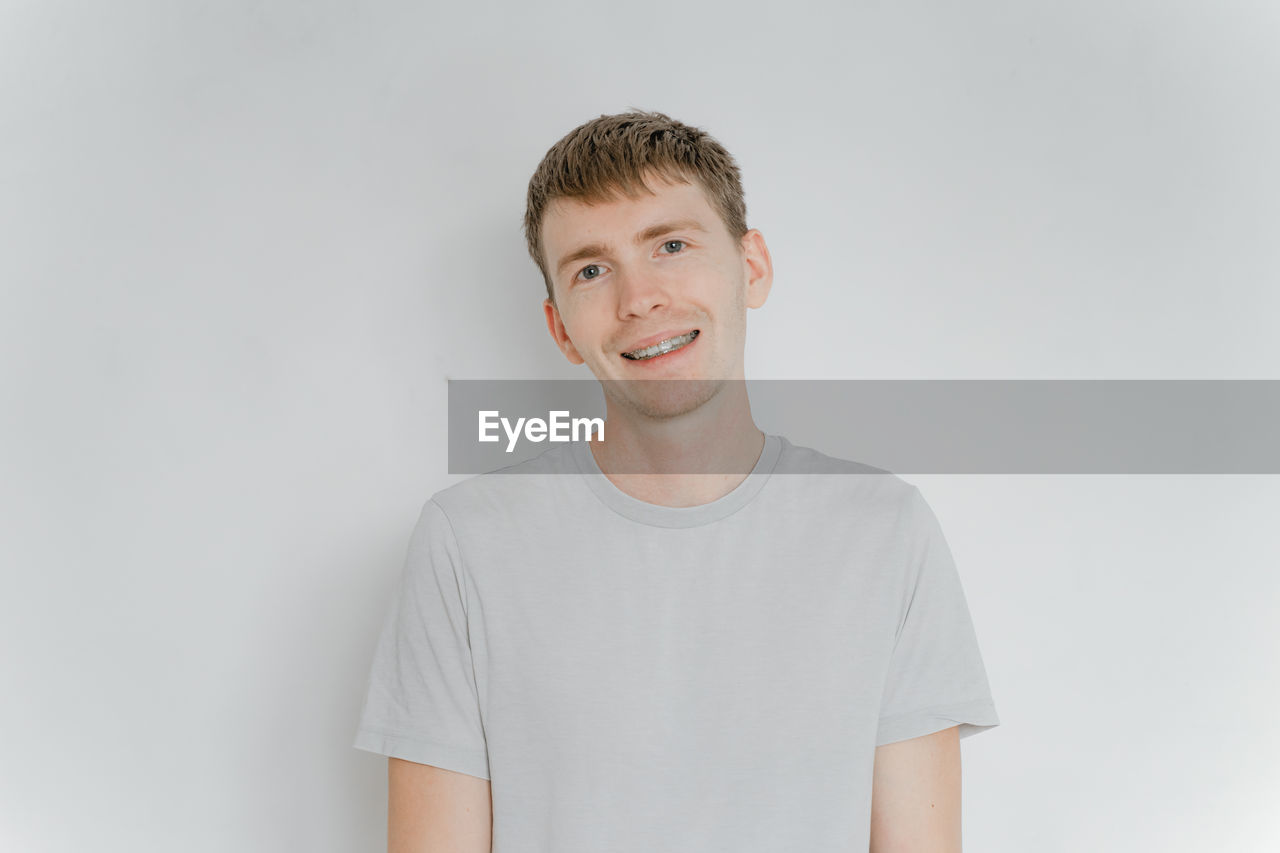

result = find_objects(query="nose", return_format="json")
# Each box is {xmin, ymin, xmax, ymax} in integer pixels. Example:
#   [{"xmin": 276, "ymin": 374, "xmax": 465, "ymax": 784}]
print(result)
[{"xmin": 614, "ymin": 266, "xmax": 670, "ymax": 320}]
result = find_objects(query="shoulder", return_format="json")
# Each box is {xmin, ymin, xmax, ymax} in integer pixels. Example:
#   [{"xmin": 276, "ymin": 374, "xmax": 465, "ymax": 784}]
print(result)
[
  {"xmin": 423, "ymin": 442, "xmax": 581, "ymax": 537},
  {"xmin": 772, "ymin": 435, "xmax": 921, "ymax": 519}
]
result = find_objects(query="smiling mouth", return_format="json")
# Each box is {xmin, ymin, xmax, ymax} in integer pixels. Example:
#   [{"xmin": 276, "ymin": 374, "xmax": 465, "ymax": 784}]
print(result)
[{"xmin": 620, "ymin": 330, "xmax": 700, "ymax": 360}]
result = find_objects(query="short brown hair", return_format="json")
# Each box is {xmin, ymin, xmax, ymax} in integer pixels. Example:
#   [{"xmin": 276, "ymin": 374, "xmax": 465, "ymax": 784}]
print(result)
[{"xmin": 524, "ymin": 109, "xmax": 749, "ymax": 303}]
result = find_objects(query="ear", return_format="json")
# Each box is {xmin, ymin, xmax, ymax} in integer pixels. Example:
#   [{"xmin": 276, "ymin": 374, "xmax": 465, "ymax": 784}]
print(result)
[
  {"xmin": 543, "ymin": 297, "xmax": 585, "ymax": 365},
  {"xmin": 740, "ymin": 229, "xmax": 773, "ymax": 309}
]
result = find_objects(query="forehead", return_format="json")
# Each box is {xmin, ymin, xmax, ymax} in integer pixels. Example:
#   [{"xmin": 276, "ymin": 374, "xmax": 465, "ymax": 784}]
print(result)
[{"xmin": 542, "ymin": 177, "xmax": 722, "ymax": 255}]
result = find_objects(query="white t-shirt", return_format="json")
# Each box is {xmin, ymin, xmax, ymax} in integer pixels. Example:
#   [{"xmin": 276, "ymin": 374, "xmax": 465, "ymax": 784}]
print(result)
[{"xmin": 354, "ymin": 434, "xmax": 999, "ymax": 851}]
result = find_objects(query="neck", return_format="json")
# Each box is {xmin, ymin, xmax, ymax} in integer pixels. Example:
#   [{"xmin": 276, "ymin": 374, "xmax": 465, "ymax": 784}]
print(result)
[{"xmin": 588, "ymin": 382, "xmax": 766, "ymax": 508}]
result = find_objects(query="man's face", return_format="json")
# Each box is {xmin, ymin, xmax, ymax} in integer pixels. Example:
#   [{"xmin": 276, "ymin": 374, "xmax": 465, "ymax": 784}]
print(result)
[{"xmin": 541, "ymin": 173, "xmax": 772, "ymax": 420}]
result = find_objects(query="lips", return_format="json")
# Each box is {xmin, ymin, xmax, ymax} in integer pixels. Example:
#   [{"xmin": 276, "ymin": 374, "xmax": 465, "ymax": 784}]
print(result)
[{"xmin": 620, "ymin": 329, "xmax": 700, "ymax": 360}]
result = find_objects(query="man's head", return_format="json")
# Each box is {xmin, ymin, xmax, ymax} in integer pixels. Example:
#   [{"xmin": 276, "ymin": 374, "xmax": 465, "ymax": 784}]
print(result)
[
  {"xmin": 525, "ymin": 111, "xmax": 750, "ymax": 302},
  {"xmin": 524, "ymin": 110, "xmax": 772, "ymax": 419}
]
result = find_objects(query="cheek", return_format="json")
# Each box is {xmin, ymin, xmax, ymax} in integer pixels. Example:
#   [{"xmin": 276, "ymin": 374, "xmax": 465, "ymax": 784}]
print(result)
[
  {"xmin": 712, "ymin": 274, "xmax": 749, "ymax": 314},
  {"xmin": 561, "ymin": 314, "xmax": 606, "ymax": 352}
]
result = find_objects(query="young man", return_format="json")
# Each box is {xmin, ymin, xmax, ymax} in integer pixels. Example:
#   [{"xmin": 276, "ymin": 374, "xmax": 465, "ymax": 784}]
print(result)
[{"xmin": 354, "ymin": 111, "xmax": 999, "ymax": 852}]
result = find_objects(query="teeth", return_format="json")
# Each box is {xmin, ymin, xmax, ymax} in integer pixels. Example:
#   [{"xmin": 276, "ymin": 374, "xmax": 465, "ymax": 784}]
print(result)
[{"xmin": 623, "ymin": 330, "xmax": 699, "ymax": 360}]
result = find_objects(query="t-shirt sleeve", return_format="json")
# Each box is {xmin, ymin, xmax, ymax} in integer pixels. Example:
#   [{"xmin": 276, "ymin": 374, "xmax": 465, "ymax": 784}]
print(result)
[
  {"xmin": 876, "ymin": 486, "xmax": 1000, "ymax": 747},
  {"xmin": 352, "ymin": 498, "xmax": 491, "ymax": 779}
]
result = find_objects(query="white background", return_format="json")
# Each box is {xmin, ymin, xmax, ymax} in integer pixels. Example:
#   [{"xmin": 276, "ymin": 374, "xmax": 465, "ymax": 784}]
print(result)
[{"xmin": 3, "ymin": 1, "xmax": 1278, "ymax": 850}]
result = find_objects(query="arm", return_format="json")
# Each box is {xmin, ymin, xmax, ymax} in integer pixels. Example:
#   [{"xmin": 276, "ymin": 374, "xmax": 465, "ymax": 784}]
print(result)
[
  {"xmin": 388, "ymin": 758, "xmax": 492, "ymax": 853},
  {"xmin": 868, "ymin": 725, "xmax": 962, "ymax": 853}
]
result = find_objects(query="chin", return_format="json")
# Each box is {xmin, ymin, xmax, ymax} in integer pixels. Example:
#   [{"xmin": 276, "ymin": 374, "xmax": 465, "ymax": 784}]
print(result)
[{"xmin": 606, "ymin": 377, "xmax": 725, "ymax": 420}]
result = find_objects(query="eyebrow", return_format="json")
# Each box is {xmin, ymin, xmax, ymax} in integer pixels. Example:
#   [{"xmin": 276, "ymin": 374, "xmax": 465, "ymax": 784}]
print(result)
[{"xmin": 554, "ymin": 218, "xmax": 707, "ymax": 277}]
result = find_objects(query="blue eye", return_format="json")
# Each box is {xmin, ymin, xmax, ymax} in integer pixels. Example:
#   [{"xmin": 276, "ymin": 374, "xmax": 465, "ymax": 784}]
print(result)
[
  {"xmin": 578, "ymin": 264, "xmax": 601, "ymax": 281},
  {"xmin": 663, "ymin": 240, "xmax": 685, "ymax": 253}
]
